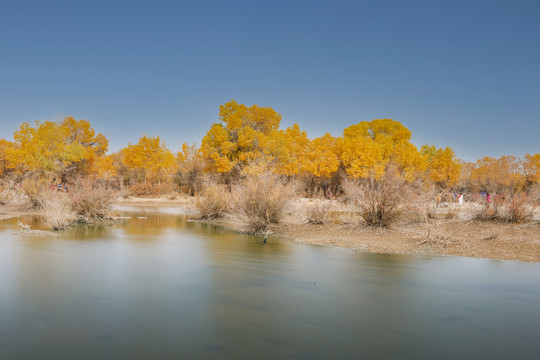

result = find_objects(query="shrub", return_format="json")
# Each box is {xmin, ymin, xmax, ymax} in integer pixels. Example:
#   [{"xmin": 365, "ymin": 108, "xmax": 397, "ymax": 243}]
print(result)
[
  {"xmin": 0, "ymin": 178, "xmax": 17, "ymax": 205},
  {"xmin": 342, "ymin": 172, "xmax": 417, "ymax": 227},
  {"xmin": 42, "ymin": 196, "xmax": 76, "ymax": 230},
  {"xmin": 305, "ymin": 198, "xmax": 333, "ymax": 224},
  {"xmin": 471, "ymin": 192, "xmax": 535, "ymax": 223},
  {"xmin": 194, "ymin": 184, "xmax": 229, "ymax": 220},
  {"xmin": 506, "ymin": 193, "xmax": 534, "ymax": 223},
  {"xmin": 228, "ymin": 174, "xmax": 293, "ymax": 233},
  {"xmin": 69, "ymin": 180, "xmax": 117, "ymax": 221},
  {"xmin": 128, "ymin": 181, "xmax": 175, "ymax": 196}
]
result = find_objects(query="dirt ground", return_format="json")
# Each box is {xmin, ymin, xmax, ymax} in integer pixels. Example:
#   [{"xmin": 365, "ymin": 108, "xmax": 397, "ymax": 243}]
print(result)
[
  {"xmin": 2, "ymin": 196, "xmax": 539, "ymax": 263},
  {"xmin": 279, "ymin": 220, "xmax": 540, "ymax": 263}
]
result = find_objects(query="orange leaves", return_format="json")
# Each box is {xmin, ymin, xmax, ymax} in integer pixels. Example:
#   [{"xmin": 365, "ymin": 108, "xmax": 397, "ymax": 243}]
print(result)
[
  {"xmin": 341, "ymin": 136, "xmax": 386, "ymax": 179},
  {"xmin": 298, "ymin": 133, "xmax": 341, "ymax": 178},
  {"xmin": 342, "ymin": 119, "xmax": 425, "ymax": 181},
  {"xmin": 10, "ymin": 120, "xmax": 88, "ymax": 174},
  {"xmin": 523, "ymin": 153, "xmax": 540, "ymax": 184},
  {"xmin": 470, "ymin": 155, "xmax": 525, "ymax": 192},
  {"xmin": 5, "ymin": 117, "xmax": 109, "ymax": 177},
  {"xmin": 0, "ymin": 139, "xmax": 17, "ymax": 175},
  {"xmin": 122, "ymin": 135, "xmax": 176, "ymax": 182},
  {"xmin": 202, "ymin": 100, "xmax": 282, "ymax": 174},
  {"xmin": 422, "ymin": 145, "xmax": 461, "ymax": 187}
]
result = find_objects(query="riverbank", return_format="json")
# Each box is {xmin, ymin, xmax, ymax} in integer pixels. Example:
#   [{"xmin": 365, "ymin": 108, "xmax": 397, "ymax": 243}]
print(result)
[
  {"xmin": 115, "ymin": 196, "xmax": 540, "ymax": 263},
  {"xmin": 2, "ymin": 196, "xmax": 539, "ymax": 262}
]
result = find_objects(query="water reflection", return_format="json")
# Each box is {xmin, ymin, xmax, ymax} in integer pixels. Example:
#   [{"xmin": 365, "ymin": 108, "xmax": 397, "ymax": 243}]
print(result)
[{"xmin": 0, "ymin": 209, "xmax": 539, "ymax": 359}]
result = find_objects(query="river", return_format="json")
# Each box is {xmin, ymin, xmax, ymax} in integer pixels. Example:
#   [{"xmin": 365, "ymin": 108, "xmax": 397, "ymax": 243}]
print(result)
[{"xmin": 1, "ymin": 207, "xmax": 539, "ymax": 359}]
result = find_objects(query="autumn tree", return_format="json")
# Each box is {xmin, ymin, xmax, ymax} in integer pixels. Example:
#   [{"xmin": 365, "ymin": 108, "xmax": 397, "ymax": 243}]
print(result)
[
  {"xmin": 61, "ymin": 117, "xmax": 109, "ymax": 176},
  {"xmin": 522, "ymin": 153, "xmax": 540, "ymax": 186},
  {"xmin": 122, "ymin": 135, "xmax": 176, "ymax": 185},
  {"xmin": 6, "ymin": 118, "xmax": 108, "ymax": 181},
  {"xmin": 176, "ymin": 143, "xmax": 207, "ymax": 195},
  {"xmin": 0, "ymin": 139, "xmax": 17, "ymax": 177},
  {"xmin": 265, "ymin": 124, "xmax": 310, "ymax": 176},
  {"xmin": 201, "ymin": 100, "xmax": 281, "ymax": 177},
  {"xmin": 9, "ymin": 121, "xmax": 87, "ymax": 176},
  {"xmin": 470, "ymin": 156, "xmax": 524, "ymax": 193},
  {"xmin": 341, "ymin": 119, "xmax": 426, "ymax": 181},
  {"xmin": 421, "ymin": 144, "xmax": 461, "ymax": 188}
]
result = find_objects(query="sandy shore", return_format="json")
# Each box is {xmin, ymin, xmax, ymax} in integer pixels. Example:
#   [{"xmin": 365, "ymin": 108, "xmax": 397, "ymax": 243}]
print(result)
[{"xmin": 2, "ymin": 196, "xmax": 539, "ymax": 263}]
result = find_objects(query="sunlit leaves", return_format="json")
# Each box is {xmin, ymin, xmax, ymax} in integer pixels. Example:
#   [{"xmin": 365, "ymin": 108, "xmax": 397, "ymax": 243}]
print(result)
[
  {"xmin": 122, "ymin": 135, "xmax": 176, "ymax": 182},
  {"xmin": 422, "ymin": 145, "xmax": 461, "ymax": 187}
]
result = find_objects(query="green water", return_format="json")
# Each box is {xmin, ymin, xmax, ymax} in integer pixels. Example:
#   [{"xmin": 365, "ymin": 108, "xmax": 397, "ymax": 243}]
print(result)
[{"xmin": 1, "ymin": 207, "xmax": 539, "ymax": 359}]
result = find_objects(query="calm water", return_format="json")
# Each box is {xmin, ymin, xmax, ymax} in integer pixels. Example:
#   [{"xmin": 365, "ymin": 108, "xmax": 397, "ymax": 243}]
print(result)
[{"xmin": 1, "ymin": 207, "xmax": 539, "ymax": 359}]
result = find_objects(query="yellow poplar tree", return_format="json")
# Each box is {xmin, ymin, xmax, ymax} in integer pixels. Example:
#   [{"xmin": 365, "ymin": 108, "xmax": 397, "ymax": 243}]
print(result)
[
  {"xmin": 61, "ymin": 117, "xmax": 109, "ymax": 175},
  {"xmin": 9, "ymin": 121, "xmax": 87, "ymax": 175},
  {"xmin": 303, "ymin": 133, "xmax": 341, "ymax": 178},
  {"xmin": 523, "ymin": 153, "xmax": 540, "ymax": 185},
  {"xmin": 0, "ymin": 139, "xmax": 17, "ymax": 176},
  {"xmin": 122, "ymin": 135, "xmax": 176, "ymax": 183},
  {"xmin": 201, "ymin": 100, "xmax": 281, "ymax": 175},
  {"xmin": 265, "ymin": 124, "xmax": 310, "ymax": 176},
  {"xmin": 422, "ymin": 145, "xmax": 462, "ymax": 187},
  {"xmin": 341, "ymin": 119, "xmax": 426, "ymax": 180}
]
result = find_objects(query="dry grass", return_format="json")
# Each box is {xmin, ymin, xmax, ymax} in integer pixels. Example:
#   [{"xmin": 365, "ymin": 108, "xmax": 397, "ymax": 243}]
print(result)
[
  {"xmin": 194, "ymin": 184, "xmax": 229, "ymax": 220},
  {"xmin": 228, "ymin": 174, "xmax": 293, "ymax": 233}
]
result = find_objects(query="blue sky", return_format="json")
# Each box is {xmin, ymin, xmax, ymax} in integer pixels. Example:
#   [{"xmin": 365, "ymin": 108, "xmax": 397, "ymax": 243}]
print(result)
[{"xmin": 1, "ymin": 0, "xmax": 538, "ymax": 160}]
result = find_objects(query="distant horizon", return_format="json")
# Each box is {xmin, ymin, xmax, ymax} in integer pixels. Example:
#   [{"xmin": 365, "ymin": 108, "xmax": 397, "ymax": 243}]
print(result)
[{"xmin": 1, "ymin": 0, "xmax": 538, "ymax": 161}]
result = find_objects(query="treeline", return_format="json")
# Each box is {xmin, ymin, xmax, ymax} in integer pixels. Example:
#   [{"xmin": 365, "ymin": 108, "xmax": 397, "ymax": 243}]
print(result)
[{"xmin": 0, "ymin": 101, "xmax": 539, "ymax": 197}]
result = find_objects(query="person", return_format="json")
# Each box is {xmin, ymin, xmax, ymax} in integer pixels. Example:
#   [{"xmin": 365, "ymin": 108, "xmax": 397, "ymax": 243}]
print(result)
[
  {"xmin": 486, "ymin": 193, "xmax": 490, "ymax": 203},
  {"xmin": 458, "ymin": 193, "xmax": 463, "ymax": 206}
]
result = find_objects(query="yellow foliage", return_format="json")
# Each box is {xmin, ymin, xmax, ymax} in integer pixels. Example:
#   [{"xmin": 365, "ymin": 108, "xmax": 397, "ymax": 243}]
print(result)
[
  {"xmin": 343, "ymin": 119, "xmax": 425, "ymax": 180},
  {"xmin": 303, "ymin": 133, "xmax": 341, "ymax": 178},
  {"xmin": 341, "ymin": 136, "xmax": 386, "ymax": 178},
  {"xmin": 265, "ymin": 124, "xmax": 310, "ymax": 176},
  {"xmin": 471, "ymin": 156, "xmax": 525, "ymax": 191},
  {"xmin": 6, "ymin": 118, "xmax": 108, "ymax": 177},
  {"xmin": 90, "ymin": 155, "xmax": 117, "ymax": 180},
  {"xmin": 201, "ymin": 101, "xmax": 281, "ymax": 173},
  {"xmin": 422, "ymin": 145, "xmax": 461, "ymax": 186},
  {"xmin": 10, "ymin": 121, "xmax": 87, "ymax": 174},
  {"xmin": 0, "ymin": 139, "xmax": 17, "ymax": 176},
  {"xmin": 122, "ymin": 135, "xmax": 176, "ymax": 182},
  {"xmin": 523, "ymin": 153, "xmax": 540, "ymax": 184}
]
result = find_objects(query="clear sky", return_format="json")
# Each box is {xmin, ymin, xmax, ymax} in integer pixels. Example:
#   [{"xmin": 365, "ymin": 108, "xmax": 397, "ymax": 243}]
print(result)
[{"xmin": 1, "ymin": 0, "xmax": 538, "ymax": 160}]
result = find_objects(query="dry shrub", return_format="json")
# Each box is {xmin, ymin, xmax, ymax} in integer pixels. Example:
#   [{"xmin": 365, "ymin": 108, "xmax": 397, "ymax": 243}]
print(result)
[
  {"xmin": 69, "ymin": 180, "xmax": 116, "ymax": 221},
  {"xmin": 445, "ymin": 209, "xmax": 458, "ymax": 219},
  {"xmin": 22, "ymin": 177, "xmax": 50, "ymax": 208},
  {"xmin": 471, "ymin": 193, "xmax": 535, "ymax": 223},
  {"xmin": 305, "ymin": 198, "xmax": 333, "ymax": 224},
  {"xmin": 0, "ymin": 186, "xmax": 15, "ymax": 205},
  {"xmin": 506, "ymin": 193, "xmax": 534, "ymax": 223},
  {"xmin": 194, "ymin": 184, "xmax": 229, "ymax": 220},
  {"xmin": 42, "ymin": 196, "xmax": 76, "ymax": 230},
  {"xmin": 128, "ymin": 181, "xmax": 175, "ymax": 196},
  {"xmin": 0, "ymin": 178, "xmax": 17, "ymax": 205},
  {"xmin": 228, "ymin": 174, "xmax": 293, "ymax": 233},
  {"xmin": 0, "ymin": 190, "xmax": 13, "ymax": 205},
  {"xmin": 342, "ymin": 173, "xmax": 418, "ymax": 227},
  {"xmin": 472, "ymin": 201, "xmax": 501, "ymax": 222}
]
